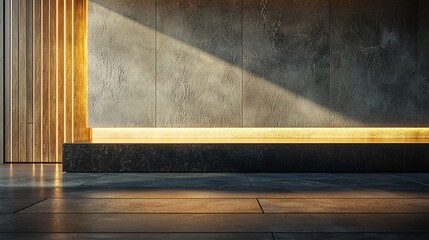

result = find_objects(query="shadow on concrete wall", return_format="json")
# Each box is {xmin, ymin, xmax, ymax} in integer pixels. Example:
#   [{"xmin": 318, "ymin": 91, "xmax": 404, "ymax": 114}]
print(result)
[{"xmin": 88, "ymin": 0, "xmax": 427, "ymax": 127}]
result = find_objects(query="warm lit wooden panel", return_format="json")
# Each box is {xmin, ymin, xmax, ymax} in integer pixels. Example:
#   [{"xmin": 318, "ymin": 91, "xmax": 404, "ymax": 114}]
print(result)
[
  {"xmin": 49, "ymin": 0, "xmax": 57, "ymax": 162},
  {"xmin": 33, "ymin": 0, "xmax": 42, "ymax": 162},
  {"xmin": 65, "ymin": 0, "xmax": 73, "ymax": 143},
  {"xmin": 4, "ymin": 0, "xmax": 11, "ymax": 163},
  {"xmin": 11, "ymin": 0, "xmax": 20, "ymax": 163},
  {"xmin": 18, "ymin": 0, "xmax": 27, "ymax": 162},
  {"xmin": 26, "ymin": 0, "xmax": 34, "ymax": 162},
  {"xmin": 73, "ymin": 0, "xmax": 90, "ymax": 142},
  {"xmin": 41, "ymin": 0, "xmax": 50, "ymax": 162},
  {"xmin": 58, "ymin": 0, "xmax": 65, "ymax": 162},
  {"xmin": 4, "ymin": 0, "xmax": 88, "ymax": 163}
]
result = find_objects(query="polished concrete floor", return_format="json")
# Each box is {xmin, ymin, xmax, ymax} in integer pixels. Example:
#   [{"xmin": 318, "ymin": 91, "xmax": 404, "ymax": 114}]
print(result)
[{"xmin": 1, "ymin": 164, "xmax": 429, "ymax": 239}]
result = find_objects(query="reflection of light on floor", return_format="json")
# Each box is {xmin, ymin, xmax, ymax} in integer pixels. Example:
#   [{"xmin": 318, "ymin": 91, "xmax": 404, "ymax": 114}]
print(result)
[
  {"xmin": 39, "ymin": 164, "xmax": 44, "ymax": 186},
  {"xmin": 55, "ymin": 164, "xmax": 61, "ymax": 187},
  {"xmin": 9, "ymin": 164, "xmax": 13, "ymax": 178}
]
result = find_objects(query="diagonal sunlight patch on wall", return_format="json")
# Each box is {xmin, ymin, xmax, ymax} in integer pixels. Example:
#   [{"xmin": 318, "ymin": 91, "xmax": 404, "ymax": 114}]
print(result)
[{"xmin": 88, "ymin": 2, "xmax": 361, "ymax": 128}]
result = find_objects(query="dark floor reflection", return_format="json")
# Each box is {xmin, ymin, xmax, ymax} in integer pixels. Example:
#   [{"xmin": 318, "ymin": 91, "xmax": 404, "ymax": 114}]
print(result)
[{"xmin": 1, "ymin": 164, "xmax": 429, "ymax": 239}]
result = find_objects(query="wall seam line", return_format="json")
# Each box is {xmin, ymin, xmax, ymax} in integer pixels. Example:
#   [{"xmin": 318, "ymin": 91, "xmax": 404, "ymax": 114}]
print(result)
[
  {"xmin": 417, "ymin": 0, "xmax": 421, "ymax": 126},
  {"xmin": 18, "ymin": 0, "xmax": 21, "ymax": 162},
  {"xmin": 40, "ymin": 0, "xmax": 43, "ymax": 162},
  {"xmin": 241, "ymin": 0, "xmax": 244, "ymax": 127},
  {"xmin": 1, "ymin": 0, "xmax": 4, "ymax": 163},
  {"xmin": 328, "ymin": 0, "xmax": 332, "ymax": 128},
  {"xmin": 154, "ymin": 0, "xmax": 157, "ymax": 127},
  {"xmin": 55, "ymin": 0, "xmax": 58, "ymax": 162}
]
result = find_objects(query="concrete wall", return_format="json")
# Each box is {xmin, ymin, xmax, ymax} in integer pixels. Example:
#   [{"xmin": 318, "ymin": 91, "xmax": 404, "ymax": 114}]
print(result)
[
  {"xmin": 88, "ymin": 0, "xmax": 429, "ymax": 127},
  {"xmin": 421, "ymin": 0, "xmax": 429, "ymax": 126}
]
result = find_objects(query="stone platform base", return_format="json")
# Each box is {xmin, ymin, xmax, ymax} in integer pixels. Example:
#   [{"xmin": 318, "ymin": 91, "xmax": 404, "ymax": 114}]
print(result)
[{"xmin": 62, "ymin": 142, "xmax": 429, "ymax": 172}]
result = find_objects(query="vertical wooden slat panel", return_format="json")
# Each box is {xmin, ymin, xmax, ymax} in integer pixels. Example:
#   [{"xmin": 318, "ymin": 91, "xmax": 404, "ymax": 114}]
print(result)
[
  {"xmin": 26, "ymin": 0, "xmax": 34, "ymax": 162},
  {"xmin": 1, "ymin": 0, "xmax": 4, "ymax": 163},
  {"xmin": 12, "ymin": 0, "xmax": 20, "ymax": 162},
  {"xmin": 65, "ymin": 0, "xmax": 73, "ymax": 143},
  {"xmin": 5, "ymin": 0, "xmax": 11, "ymax": 163},
  {"xmin": 49, "ymin": 0, "xmax": 57, "ymax": 162},
  {"xmin": 58, "ymin": 0, "xmax": 65, "ymax": 162},
  {"xmin": 42, "ymin": 0, "xmax": 50, "ymax": 162},
  {"xmin": 74, "ymin": 0, "xmax": 90, "ymax": 142},
  {"xmin": 18, "ymin": 0, "xmax": 27, "ymax": 163},
  {"xmin": 5, "ymin": 0, "xmax": 88, "ymax": 163},
  {"xmin": 33, "ymin": 0, "xmax": 42, "ymax": 162}
]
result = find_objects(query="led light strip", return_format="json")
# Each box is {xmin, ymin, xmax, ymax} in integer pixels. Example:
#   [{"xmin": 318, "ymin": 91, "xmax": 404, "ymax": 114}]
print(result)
[{"xmin": 90, "ymin": 128, "xmax": 429, "ymax": 143}]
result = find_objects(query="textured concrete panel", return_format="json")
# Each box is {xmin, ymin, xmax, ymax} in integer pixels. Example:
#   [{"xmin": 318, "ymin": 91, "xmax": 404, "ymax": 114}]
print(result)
[
  {"xmin": 420, "ymin": 0, "xmax": 429, "ymax": 125},
  {"xmin": 88, "ymin": 0, "xmax": 156, "ymax": 127},
  {"xmin": 331, "ymin": 0, "xmax": 419, "ymax": 126},
  {"xmin": 156, "ymin": 0, "xmax": 242, "ymax": 127},
  {"xmin": 243, "ymin": 0, "xmax": 331, "ymax": 127}
]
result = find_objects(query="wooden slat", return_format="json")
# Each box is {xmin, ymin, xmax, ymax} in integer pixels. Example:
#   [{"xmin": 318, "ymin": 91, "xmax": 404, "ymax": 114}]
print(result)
[
  {"xmin": 12, "ymin": 0, "xmax": 20, "ymax": 163},
  {"xmin": 26, "ymin": 0, "xmax": 33, "ymax": 124},
  {"xmin": 65, "ymin": 0, "xmax": 73, "ymax": 143},
  {"xmin": 26, "ymin": 123, "xmax": 33, "ymax": 162},
  {"xmin": 33, "ymin": 0, "xmax": 42, "ymax": 162},
  {"xmin": 18, "ymin": 0, "xmax": 27, "ymax": 163},
  {"xmin": 26, "ymin": 0, "xmax": 34, "ymax": 162},
  {"xmin": 42, "ymin": 0, "xmax": 50, "ymax": 162},
  {"xmin": 57, "ymin": 0, "xmax": 65, "ymax": 162},
  {"xmin": 0, "ymin": 0, "xmax": 4, "ymax": 163},
  {"xmin": 74, "ymin": 0, "xmax": 90, "ymax": 142},
  {"xmin": 49, "ymin": 0, "xmax": 57, "ymax": 162},
  {"xmin": 5, "ymin": 0, "xmax": 11, "ymax": 163}
]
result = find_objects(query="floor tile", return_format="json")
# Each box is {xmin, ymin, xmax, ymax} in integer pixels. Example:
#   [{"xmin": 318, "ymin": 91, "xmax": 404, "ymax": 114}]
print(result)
[
  {"xmin": 395, "ymin": 174, "xmax": 429, "ymax": 187},
  {"xmin": 259, "ymin": 199, "xmax": 429, "ymax": 213},
  {"xmin": 247, "ymin": 173, "xmax": 427, "ymax": 190},
  {"xmin": 20, "ymin": 199, "xmax": 262, "ymax": 213},
  {"xmin": 0, "ymin": 178, "xmax": 98, "ymax": 188},
  {"xmin": 54, "ymin": 187, "xmax": 429, "ymax": 199},
  {"xmin": 0, "ymin": 199, "xmax": 46, "ymax": 213},
  {"xmin": 274, "ymin": 233, "xmax": 429, "ymax": 240},
  {"xmin": 0, "ymin": 233, "xmax": 274, "ymax": 240},
  {"xmin": 4, "ymin": 187, "xmax": 429, "ymax": 201},
  {"xmin": 0, "ymin": 188, "xmax": 56, "ymax": 199},
  {"xmin": 81, "ymin": 173, "xmax": 251, "ymax": 188},
  {"xmin": 1, "ymin": 214, "xmax": 428, "ymax": 232}
]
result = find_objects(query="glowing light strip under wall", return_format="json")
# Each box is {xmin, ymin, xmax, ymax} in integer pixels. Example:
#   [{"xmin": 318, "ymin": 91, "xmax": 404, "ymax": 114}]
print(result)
[{"xmin": 90, "ymin": 128, "xmax": 429, "ymax": 143}]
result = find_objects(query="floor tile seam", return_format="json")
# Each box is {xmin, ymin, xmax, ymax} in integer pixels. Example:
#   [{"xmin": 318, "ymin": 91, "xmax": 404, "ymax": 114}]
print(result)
[
  {"xmin": 12, "ymin": 198, "xmax": 49, "ymax": 214},
  {"xmin": 1, "ymin": 231, "xmax": 429, "ymax": 234},
  {"xmin": 77, "ymin": 187, "xmax": 255, "ymax": 190},
  {"xmin": 1, "ymin": 232, "xmax": 418, "ymax": 234},
  {"xmin": 396, "ymin": 176, "xmax": 429, "ymax": 188},
  {"xmin": 36, "ymin": 197, "xmax": 429, "ymax": 200},
  {"xmin": 36, "ymin": 197, "xmax": 268, "ymax": 200},
  {"xmin": 256, "ymin": 199, "xmax": 265, "ymax": 213},
  {"xmin": 245, "ymin": 173, "xmax": 254, "ymax": 188},
  {"xmin": 12, "ymin": 212, "xmax": 429, "ymax": 215},
  {"xmin": 76, "ymin": 173, "xmax": 110, "ymax": 188},
  {"xmin": 272, "ymin": 232, "xmax": 277, "ymax": 240},
  {"xmin": 0, "ymin": 231, "xmax": 340, "ymax": 234},
  {"xmin": 256, "ymin": 197, "xmax": 429, "ymax": 200},
  {"xmin": 272, "ymin": 232, "xmax": 429, "ymax": 234}
]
